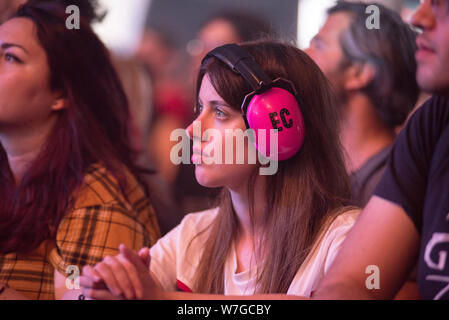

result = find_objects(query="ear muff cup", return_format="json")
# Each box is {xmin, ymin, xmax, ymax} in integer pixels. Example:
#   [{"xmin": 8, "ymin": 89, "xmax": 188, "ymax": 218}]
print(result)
[{"xmin": 245, "ymin": 87, "xmax": 305, "ymax": 161}]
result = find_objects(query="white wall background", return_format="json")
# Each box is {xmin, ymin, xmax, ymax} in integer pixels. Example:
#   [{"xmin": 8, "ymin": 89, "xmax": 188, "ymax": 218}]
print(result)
[
  {"xmin": 93, "ymin": 0, "xmax": 152, "ymax": 56},
  {"xmin": 296, "ymin": 0, "xmax": 408, "ymax": 49},
  {"xmin": 297, "ymin": 0, "xmax": 336, "ymax": 49}
]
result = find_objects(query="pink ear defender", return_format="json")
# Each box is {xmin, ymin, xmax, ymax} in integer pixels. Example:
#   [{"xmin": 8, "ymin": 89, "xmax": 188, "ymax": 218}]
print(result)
[{"xmin": 202, "ymin": 43, "xmax": 305, "ymax": 161}]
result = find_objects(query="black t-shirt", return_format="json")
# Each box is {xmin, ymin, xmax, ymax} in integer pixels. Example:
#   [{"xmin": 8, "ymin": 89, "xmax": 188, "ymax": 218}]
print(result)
[{"xmin": 374, "ymin": 95, "xmax": 449, "ymax": 300}]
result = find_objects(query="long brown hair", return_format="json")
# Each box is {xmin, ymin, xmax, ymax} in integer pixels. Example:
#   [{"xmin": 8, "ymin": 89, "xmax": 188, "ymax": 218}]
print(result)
[
  {"xmin": 192, "ymin": 41, "xmax": 351, "ymax": 293},
  {"xmin": 0, "ymin": 3, "xmax": 149, "ymax": 254}
]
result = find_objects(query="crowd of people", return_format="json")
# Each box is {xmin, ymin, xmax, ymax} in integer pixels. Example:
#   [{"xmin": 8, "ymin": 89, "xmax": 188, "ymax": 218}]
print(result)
[{"xmin": 0, "ymin": 0, "xmax": 448, "ymax": 300}]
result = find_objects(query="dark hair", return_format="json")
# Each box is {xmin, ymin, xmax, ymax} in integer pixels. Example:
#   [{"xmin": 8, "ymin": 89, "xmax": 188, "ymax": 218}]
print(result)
[
  {"xmin": 192, "ymin": 40, "xmax": 352, "ymax": 293},
  {"xmin": 0, "ymin": 3, "xmax": 147, "ymax": 254},
  {"xmin": 201, "ymin": 10, "xmax": 274, "ymax": 42},
  {"xmin": 328, "ymin": 1, "xmax": 419, "ymax": 129}
]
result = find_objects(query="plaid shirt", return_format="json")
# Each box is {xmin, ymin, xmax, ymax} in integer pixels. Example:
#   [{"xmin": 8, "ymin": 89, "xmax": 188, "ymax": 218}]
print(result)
[{"xmin": 0, "ymin": 163, "xmax": 160, "ymax": 300}]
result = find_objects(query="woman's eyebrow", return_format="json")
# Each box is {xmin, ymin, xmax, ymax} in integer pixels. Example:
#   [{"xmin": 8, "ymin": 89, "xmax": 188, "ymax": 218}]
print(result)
[
  {"xmin": 209, "ymin": 100, "xmax": 231, "ymax": 108},
  {"xmin": 0, "ymin": 42, "xmax": 29, "ymax": 54}
]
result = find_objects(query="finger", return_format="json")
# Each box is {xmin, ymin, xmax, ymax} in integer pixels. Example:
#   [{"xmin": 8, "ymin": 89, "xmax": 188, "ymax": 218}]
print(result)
[
  {"xmin": 94, "ymin": 259, "xmax": 123, "ymax": 297},
  {"xmin": 80, "ymin": 275, "xmax": 96, "ymax": 289},
  {"xmin": 116, "ymin": 254, "xmax": 145, "ymax": 299},
  {"xmin": 82, "ymin": 287, "xmax": 123, "ymax": 300},
  {"xmin": 138, "ymin": 247, "xmax": 151, "ymax": 269},
  {"xmin": 82, "ymin": 265, "xmax": 102, "ymax": 284},
  {"xmin": 119, "ymin": 244, "xmax": 148, "ymax": 274},
  {"xmin": 80, "ymin": 276, "xmax": 109, "ymax": 291},
  {"xmin": 103, "ymin": 255, "xmax": 136, "ymax": 299}
]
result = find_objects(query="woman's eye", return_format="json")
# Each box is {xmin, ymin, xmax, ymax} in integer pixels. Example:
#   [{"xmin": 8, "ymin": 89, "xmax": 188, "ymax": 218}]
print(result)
[
  {"xmin": 5, "ymin": 53, "xmax": 20, "ymax": 63},
  {"xmin": 214, "ymin": 107, "xmax": 227, "ymax": 119},
  {"xmin": 195, "ymin": 104, "xmax": 203, "ymax": 115}
]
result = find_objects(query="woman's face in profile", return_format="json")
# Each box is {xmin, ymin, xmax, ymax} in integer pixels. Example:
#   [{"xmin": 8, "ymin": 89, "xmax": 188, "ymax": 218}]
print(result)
[
  {"xmin": 0, "ymin": 17, "xmax": 62, "ymax": 131},
  {"xmin": 186, "ymin": 74, "xmax": 258, "ymax": 190}
]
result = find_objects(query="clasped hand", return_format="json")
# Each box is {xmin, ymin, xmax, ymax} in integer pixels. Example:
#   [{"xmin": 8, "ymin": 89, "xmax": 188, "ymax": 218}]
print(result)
[{"xmin": 80, "ymin": 244, "xmax": 160, "ymax": 300}]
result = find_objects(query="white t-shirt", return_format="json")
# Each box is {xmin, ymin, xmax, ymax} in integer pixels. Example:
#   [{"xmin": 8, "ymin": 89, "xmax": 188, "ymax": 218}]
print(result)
[{"xmin": 150, "ymin": 207, "xmax": 359, "ymax": 297}]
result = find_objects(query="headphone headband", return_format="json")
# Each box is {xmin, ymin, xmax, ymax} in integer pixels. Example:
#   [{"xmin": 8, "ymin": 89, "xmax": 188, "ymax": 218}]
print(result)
[{"xmin": 202, "ymin": 44, "xmax": 272, "ymax": 91}]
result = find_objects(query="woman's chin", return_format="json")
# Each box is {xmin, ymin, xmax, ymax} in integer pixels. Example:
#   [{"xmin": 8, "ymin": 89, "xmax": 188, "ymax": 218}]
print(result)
[{"xmin": 194, "ymin": 166, "xmax": 223, "ymax": 188}]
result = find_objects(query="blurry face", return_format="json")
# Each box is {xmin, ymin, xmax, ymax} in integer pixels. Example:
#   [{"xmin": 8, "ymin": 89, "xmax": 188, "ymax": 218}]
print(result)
[
  {"xmin": 198, "ymin": 19, "xmax": 240, "ymax": 53},
  {"xmin": 186, "ymin": 74, "xmax": 257, "ymax": 189},
  {"xmin": 0, "ymin": 18, "xmax": 61, "ymax": 133},
  {"xmin": 136, "ymin": 29, "xmax": 174, "ymax": 75},
  {"xmin": 305, "ymin": 13, "xmax": 353, "ymax": 102},
  {"xmin": 411, "ymin": 0, "xmax": 449, "ymax": 94},
  {"xmin": 191, "ymin": 19, "xmax": 241, "ymax": 71}
]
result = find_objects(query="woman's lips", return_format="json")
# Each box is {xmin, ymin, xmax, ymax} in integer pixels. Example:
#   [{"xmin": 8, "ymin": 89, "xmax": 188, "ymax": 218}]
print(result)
[
  {"xmin": 416, "ymin": 38, "xmax": 436, "ymax": 60},
  {"xmin": 192, "ymin": 147, "xmax": 212, "ymax": 164},
  {"xmin": 191, "ymin": 153, "xmax": 202, "ymax": 164}
]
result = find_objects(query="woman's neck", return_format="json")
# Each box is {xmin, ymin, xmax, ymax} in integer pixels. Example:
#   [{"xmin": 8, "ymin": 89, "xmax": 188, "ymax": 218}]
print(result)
[
  {"xmin": 0, "ymin": 116, "xmax": 57, "ymax": 184},
  {"xmin": 227, "ymin": 174, "xmax": 266, "ymax": 238},
  {"xmin": 340, "ymin": 95, "xmax": 395, "ymax": 173}
]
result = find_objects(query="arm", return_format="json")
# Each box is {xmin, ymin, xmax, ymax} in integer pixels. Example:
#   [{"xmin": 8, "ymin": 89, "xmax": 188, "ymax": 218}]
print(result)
[
  {"xmin": 0, "ymin": 284, "xmax": 29, "ymax": 300},
  {"xmin": 312, "ymin": 196, "xmax": 420, "ymax": 299},
  {"xmin": 51, "ymin": 204, "xmax": 159, "ymax": 300},
  {"xmin": 81, "ymin": 245, "xmax": 307, "ymax": 300}
]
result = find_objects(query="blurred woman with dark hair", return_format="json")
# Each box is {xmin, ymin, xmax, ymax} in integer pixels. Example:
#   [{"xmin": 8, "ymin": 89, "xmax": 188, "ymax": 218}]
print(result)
[{"xmin": 0, "ymin": 3, "xmax": 160, "ymax": 300}]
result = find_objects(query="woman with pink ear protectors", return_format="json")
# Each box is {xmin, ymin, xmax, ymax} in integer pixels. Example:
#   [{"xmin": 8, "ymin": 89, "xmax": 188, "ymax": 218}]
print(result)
[
  {"xmin": 203, "ymin": 43, "xmax": 306, "ymax": 161},
  {"xmin": 81, "ymin": 40, "xmax": 360, "ymax": 300}
]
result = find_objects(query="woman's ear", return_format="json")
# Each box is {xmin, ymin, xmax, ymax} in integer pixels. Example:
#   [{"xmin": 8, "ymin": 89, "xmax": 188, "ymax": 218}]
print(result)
[
  {"xmin": 51, "ymin": 95, "xmax": 67, "ymax": 111},
  {"xmin": 343, "ymin": 62, "xmax": 376, "ymax": 91}
]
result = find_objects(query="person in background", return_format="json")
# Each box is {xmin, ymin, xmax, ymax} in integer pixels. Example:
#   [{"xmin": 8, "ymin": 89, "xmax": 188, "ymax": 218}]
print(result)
[
  {"xmin": 189, "ymin": 10, "xmax": 274, "ymax": 72},
  {"xmin": 110, "ymin": 55, "xmax": 153, "ymax": 160},
  {"xmin": 136, "ymin": 27, "xmax": 191, "ymax": 184},
  {"xmin": 306, "ymin": 1, "xmax": 419, "ymax": 208},
  {"xmin": 0, "ymin": 3, "xmax": 159, "ymax": 300},
  {"xmin": 135, "ymin": 27, "xmax": 192, "ymax": 235},
  {"xmin": 312, "ymin": 0, "xmax": 449, "ymax": 300}
]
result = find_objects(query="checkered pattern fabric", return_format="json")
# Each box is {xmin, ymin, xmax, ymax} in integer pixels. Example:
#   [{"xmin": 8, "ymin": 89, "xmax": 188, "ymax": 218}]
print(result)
[{"xmin": 0, "ymin": 164, "xmax": 160, "ymax": 300}]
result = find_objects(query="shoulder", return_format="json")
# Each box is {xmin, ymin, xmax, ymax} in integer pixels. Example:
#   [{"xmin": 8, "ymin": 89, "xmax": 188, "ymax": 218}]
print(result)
[
  {"xmin": 72, "ymin": 163, "xmax": 145, "ymax": 210},
  {"xmin": 327, "ymin": 207, "xmax": 360, "ymax": 229},
  {"xmin": 318, "ymin": 207, "xmax": 360, "ymax": 244},
  {"xmin": 313, "ymin": 207, "xmax": 361, "ymax": 256},
  {"xmin": 179, "ymin": 207, "xmax": 219, "ymax": 229},
  {"xmin": 287, "ymin": 207, "xmax": 360, "ymax": 296},
  {"xmin": 405, "ymin": 95, "xmax": 449, "ymax": 136},
  {"xmin": 61, "ymin": 163, "xmax": 160, "ymax": 246},
  {"xmin": 303, "ymin": 206, "xmax": 361, "ymax": 261},
  {"xmin": 163, "ymin": 207, "xmax": 219, "ymax": 241},
  {"xmin": 72, "ymin": 163, "xmax": 122, "ymax": 209},
  {"xmin": 412, "ymin": 95, "xmax": 449, "ymax": 117},
  {"xmin": 150, "ymin": 207, "xmax": 218, "ymax": 255}
]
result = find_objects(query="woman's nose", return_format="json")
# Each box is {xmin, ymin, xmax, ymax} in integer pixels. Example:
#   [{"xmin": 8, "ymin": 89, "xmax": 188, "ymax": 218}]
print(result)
[
  {"xmin": 186, "ymin": 109, "xmax": 210, "ymax": 140},
  {"xmin": 410, "ymin": 0, "xmax": 436, "ymax": 31},
  {"xmin": 186, "ymin": 120, "xmax": 196, "ymax": 140}
]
